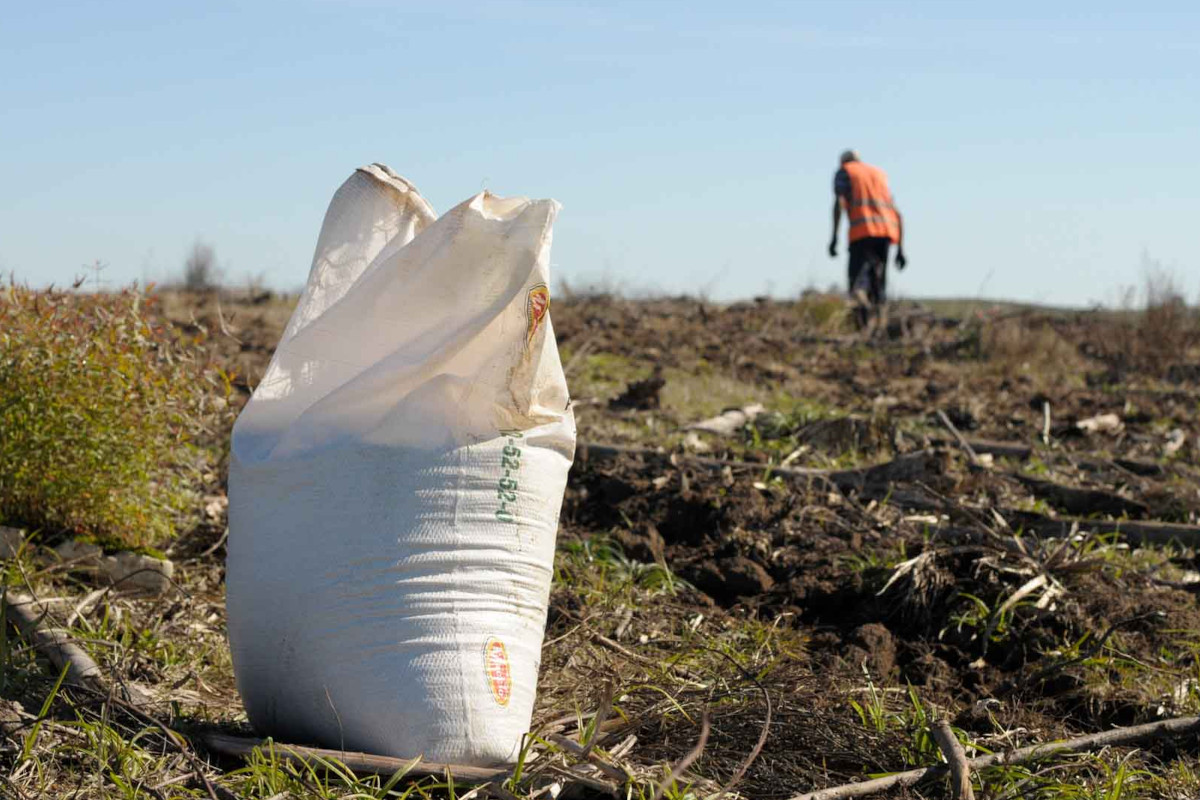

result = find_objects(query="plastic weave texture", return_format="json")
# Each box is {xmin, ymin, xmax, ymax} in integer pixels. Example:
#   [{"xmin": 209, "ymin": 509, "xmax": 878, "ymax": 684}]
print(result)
[{"xmin": 227, "ymin": 164, "xmax": 575, "ymax": 765}]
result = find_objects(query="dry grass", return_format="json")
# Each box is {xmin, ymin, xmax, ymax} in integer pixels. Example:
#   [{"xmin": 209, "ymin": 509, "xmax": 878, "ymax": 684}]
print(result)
[
  {"xmin": 1088, "ymin": 271, "xmax": 1200, "ymax": 379},
  {"xmin": 978, "ymin": 317, "xmax": 1082, "ymax": 377}
]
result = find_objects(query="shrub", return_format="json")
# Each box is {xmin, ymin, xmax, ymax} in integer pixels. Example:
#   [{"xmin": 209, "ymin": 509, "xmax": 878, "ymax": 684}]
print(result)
[
  {"xmin": 0, "ymin": 284, "xmax": 229, "ymax": 548},
  {"xmin": 183, "ymin": 241, "xmax": 221, "ymax": 291},
  {"xmin": 979, "ymin": 317, "xmax": 1079, "ymax": 373},
  {"xmin": 1090, "ymin": 268, "xmax": 1199, "ymax": 378},
  {"xmin": 795, "ymin": 290, "xmax": 851, "ymax": 332}
]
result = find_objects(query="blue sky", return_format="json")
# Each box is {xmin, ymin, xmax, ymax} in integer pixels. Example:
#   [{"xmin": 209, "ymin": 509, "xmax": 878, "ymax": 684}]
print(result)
[{"xmin": 3, "ymin": 1, "xmax": 1198, "ymax": 305}]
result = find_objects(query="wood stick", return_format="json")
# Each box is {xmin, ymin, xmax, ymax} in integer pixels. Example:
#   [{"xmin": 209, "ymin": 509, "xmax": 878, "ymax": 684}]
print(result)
[
  {"xmin": 576, "ymin": 442, "xmax": 829, "ymax": 478},
  {"xmin": 579, "ymin": 682, "xmax": 615, "ymax": 760},
  {"xmin": 5, "ymin": 591, "xmax": 216, "ymax": 799},
  {"xmin": 545, "ymin": 734, "xmax": 627, "ymax": 782},
  {"xmin": 575, "ymin": 442, "xmax": 943, "ymax": 492},
  {"xmin": 200, "ymin": 732, "xmax": 510, "ymax": 783},
  {"xmin": 1013, "ymin": 475, "xmax": 1149, "ymax": 518},
  {"xmin": 3, "ymin": 591, "xmax": 103, "ymax": 689},
  {"xmin": 1004, "ymin": 511, "xmax": 1200, "ymax": 548},
  {"xmin": 789, "ymin": 714, "xmax": 1200, "ymax": 800},
  {"xmin": 926, "ymin": 437, "xmax": 1162, "ymax": 476},
  {"xmin": 649, "ymin": 714, "xmax": 709, "ymax": 800},
  {"xmin": 930, "ymin": 720, "xmax": 974, "ymax": 800},
  {"xmin": 936, "ymin": 409, "xmax": 980, "ymax": 465}
]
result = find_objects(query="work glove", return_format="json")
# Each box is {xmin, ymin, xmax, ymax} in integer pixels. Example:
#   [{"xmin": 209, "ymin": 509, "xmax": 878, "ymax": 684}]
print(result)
[
  {"xmin": 828, "ymin": 240, "xmax": 838, "ymax": 258},
  {"xmin": 895, "ymin": 250, "xmax": 907, "ymax": 270}
]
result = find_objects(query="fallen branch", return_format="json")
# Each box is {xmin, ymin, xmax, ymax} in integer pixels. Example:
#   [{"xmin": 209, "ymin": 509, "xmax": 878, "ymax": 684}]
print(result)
[
  {"xmin": 789, "ymin": 714, "xmax": 1200, "ymax": 800},
  {"xmin": 4, "ymin": 590, "xmax": 218, "ymax": 800},
  {"xmin": 200, "ymin": 733, "xmax": 509, "ymax": 783},
  {"xmin": 206, "ymin": 732, "xmax": 624, "ymax": 797},
  {"xmin": 1013, "ymin": 475, "xmax": 1149, "ymax": 518},
  {"xmin": 927, "ymin": 437, "xmax": 1162, "ymax": 476},
  {"xmin": 1004, "ymin": 511, "xmax": 1200, "ymax": 548},
  {"xmin": 3, "ymin": 591, "xmax": 103, "ymax": 689},
  {"xmin": 575, "ymin": 442, "xmax": 945, "ymax": 493},
  {"xmin": 930, "ymin": 720, "xmax": 974, "ymax": 800}
]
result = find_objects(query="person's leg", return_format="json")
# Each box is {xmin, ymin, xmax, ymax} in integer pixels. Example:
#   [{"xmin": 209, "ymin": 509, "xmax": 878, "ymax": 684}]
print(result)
[
  {"xmin": 864, "ymin": 239, "xmax": 890, "ymax": 336},
  {"xmin": 847, "ymin": 240, "xmax": 870, "ymax": 329},
  {"xmin": 868, "ymin": 238, "xmax": 889, "ymax": 308}
]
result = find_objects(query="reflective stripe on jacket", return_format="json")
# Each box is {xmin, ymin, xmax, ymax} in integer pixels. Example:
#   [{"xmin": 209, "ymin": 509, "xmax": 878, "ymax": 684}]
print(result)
[{"xmin": 842, "ymin": 161, "xmax": 899, "ymax": 243}]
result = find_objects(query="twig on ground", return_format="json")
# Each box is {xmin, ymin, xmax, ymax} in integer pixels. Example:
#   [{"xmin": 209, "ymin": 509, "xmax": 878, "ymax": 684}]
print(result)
[
  {"xmin": 931, "ymin": 720, "xmax": 975, "ymax": 800},
  {"xmin": 580, "ymin": 682, "xmax": 615, "ymax": 760},
  {"xmin": 649, "ymin": 713, "xmax": 709, "ymax": 800},
  {"xmin": 693, "ymin": 647, "xmax": 772, "ymax": 798},
  {"xmin": 1026, "ymin": 611, "xmax": 1164, "ymax": 686},
  {"xmin": 789, "ymin": 714, "xmax": 1200, "ymax": 800},
  {"xmin": 116, "ymin": 698, "xmax": 225, "ymax": 800},
  {"xmin": 1012, "ymin": 475, "xmax": 1148, "ymax": 518},
  {"xmin": 197, "ymin": 528, "xmax": 230, "ymax": 561},
  {"xmin": 587, "ymin": 628, "xmax": 707, "ymax": 684},
  {"xmin": 64, "ymin": 588, "xmax": 107, "ymax": 630},
  {"xmin": 976, "ymin": 574, "xmax": 1049, "ymax": 660},
  {"xmin": 542, "ymin": 615, "xmax": 594, "ymax": 649},
  {"xmin": 936, "ymin": 409, "xmax": 980, "ymax": 465},
  {"xmin": 546, "ymin": 734, "xmax": 627, "ymax": 783}
]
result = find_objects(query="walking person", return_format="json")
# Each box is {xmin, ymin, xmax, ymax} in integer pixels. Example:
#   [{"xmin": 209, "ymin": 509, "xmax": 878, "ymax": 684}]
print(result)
[{"xmin": 827, "ymin": 149, "xmax": 906, "ymax": 333}]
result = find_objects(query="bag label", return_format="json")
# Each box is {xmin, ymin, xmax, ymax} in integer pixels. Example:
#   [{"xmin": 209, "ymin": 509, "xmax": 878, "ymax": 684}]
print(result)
[
  {"xmin": 495, "ymin": 430, "xmax": 522, "ymax": 525},
  {"xmin": 526, "ymin": 284, "xmax": 550, "ymax": 347},
  {"xmin": 483, "ymin": 637, "xmax": 512, "ymax": 707}
]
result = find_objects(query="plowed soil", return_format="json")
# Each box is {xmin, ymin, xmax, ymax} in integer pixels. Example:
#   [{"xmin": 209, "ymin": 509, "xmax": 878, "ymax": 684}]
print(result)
[{"xmin": 171, "ymin": 288, "xmax": 1200, "ymax": 798}]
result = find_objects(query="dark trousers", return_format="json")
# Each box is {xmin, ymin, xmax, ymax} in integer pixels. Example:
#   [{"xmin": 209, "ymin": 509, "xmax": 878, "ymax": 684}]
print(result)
[
  {"xmin": 847, "ymin": 237, "xmax": 890, "ymax": 330},
  {"xmin": 848, "ymin": 237, "xmax": 890, "ymax": 306}
]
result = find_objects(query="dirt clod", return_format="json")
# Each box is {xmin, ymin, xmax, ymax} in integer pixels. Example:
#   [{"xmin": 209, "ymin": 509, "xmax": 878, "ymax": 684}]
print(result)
[{"xmin": 849, "ymin": 623, "xmax": 896, "ymax": 677}]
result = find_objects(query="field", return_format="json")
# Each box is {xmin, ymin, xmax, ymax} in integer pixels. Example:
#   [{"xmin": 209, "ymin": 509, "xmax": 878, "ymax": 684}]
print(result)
[{"xmin": 2, "ymin": 285, "xmax": 1200, "ymax": 799}]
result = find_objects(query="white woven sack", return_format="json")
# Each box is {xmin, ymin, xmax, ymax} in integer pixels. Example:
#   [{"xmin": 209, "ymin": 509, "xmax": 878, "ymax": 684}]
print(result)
[{"xmin": 227, "ymin": 164, "xmax": 575, "ymax": 765}]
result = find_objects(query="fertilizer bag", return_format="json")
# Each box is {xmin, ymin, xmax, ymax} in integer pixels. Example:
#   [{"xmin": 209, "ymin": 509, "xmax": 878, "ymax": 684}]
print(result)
[{"xmin": 227, "ymin": 164, "xmax": 576, "ymax": 765}]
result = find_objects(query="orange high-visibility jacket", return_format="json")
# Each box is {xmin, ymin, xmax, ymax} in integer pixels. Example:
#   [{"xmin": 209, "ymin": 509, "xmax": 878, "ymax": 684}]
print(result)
[{"xmin": 842, "ymin": 161, "xmax": 900, "ymax": 243}]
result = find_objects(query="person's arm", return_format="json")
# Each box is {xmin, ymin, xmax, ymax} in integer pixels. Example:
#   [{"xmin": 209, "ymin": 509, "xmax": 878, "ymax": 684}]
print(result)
[
  {"xmin": 829, "ymin": 198, "xmax": 842, "ymax": 257},
  {"xmin": 830, "ymin": 168, "xmax": 849, "ymax": 257},
  {"xmin": 894, "ymin": 206, "xmax": 907, "ymax": 269}
]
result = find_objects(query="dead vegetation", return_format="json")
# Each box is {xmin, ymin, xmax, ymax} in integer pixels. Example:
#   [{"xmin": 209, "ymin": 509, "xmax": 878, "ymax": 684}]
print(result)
[{"xmin": 2, "ymin": 285, "xmax": 1200, "ymax": 799}]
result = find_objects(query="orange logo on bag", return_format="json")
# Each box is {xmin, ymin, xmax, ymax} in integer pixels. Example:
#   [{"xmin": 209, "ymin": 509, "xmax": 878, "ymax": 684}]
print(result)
[
  {"xmin": 483, "ymin": 637, "xmax": 512, "ymax": 707},
  {"xmin": 526, "ymin": 284, "xmax": 550, "ymax": 347}
]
